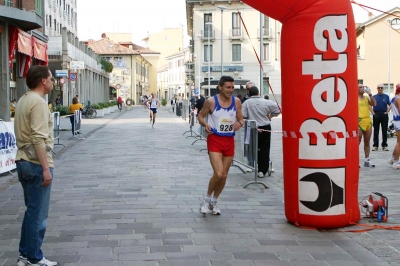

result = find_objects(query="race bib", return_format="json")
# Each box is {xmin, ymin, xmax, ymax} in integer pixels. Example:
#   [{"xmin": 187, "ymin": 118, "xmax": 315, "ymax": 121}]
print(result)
[{"xmin": 217, "ymin": 117, "xmax": 235, "ymax": 133}]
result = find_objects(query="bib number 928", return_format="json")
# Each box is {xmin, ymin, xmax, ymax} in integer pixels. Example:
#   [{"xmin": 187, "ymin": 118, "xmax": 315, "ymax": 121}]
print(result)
[{"xmin": 220, "ymin": 125, "xmax": 233, "ymax": 132}]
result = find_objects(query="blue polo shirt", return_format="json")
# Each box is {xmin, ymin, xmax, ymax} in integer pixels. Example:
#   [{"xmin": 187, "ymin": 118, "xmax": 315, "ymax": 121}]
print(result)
[{"xmin": 373, "ymin": 93, "xmax": 390, "ymax": 112}]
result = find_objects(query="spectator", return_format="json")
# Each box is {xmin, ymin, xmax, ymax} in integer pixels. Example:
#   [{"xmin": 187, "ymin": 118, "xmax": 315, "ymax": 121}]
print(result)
[
  {"xmin": 69, "ymin": 96, "xmax": 83, "ymax": 136},
  {"xmin": 372, "ymin": 83, "xmax": 391, "ymax": 151},
  {"xmin": 55, "ymin": 94, "xmax": 62, "ymax": 106}
]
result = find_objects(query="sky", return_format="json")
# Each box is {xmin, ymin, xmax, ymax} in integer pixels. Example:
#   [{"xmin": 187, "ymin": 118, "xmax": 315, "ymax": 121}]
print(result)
[{"xmin": 77, "ymin": 0, "xmax": 399, "ymax": 46}]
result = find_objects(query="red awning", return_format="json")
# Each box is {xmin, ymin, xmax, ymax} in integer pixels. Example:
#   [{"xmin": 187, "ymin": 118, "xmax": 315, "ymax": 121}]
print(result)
[
  {"xmin": 17, "ymin": 29, "xmax": 32, "ymax": 56},
  {"xmin": 33, "ymin": 37, "xmax": 48, "ymax": 64}
]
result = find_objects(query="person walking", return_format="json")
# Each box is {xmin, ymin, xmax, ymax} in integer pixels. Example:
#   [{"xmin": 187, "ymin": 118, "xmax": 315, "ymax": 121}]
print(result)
[
  {"xmin": 242, "ymin": 86, "xmax": 281, "ymax": 177},
  {"xmin": 146, "ymin": 93, "xmax": 161, "ymax": 128},
  {"xmin": 358, "ymin": 84, "xmax": 376, "ymax": 167},
  {"xmin": 171, "ymin": 97, "xmax": 176, "ymax": 113},
  {"xmin": 14, "ymin": 65, "xmax": 58, "ymax": 266},
  {"xmin": 69, "ymin": 96, "xmax": 83, "ymax": 136},
  {"xmin": 372, "ymin": 83, "xmax": 391, "ymax": 151},
  {"xmin": 197, "ymin": 76, "xmax": 244, "ymax": 215},
  {"xmin": 117, "ymin": 96, "xmax": 123, "ymax": 111},
  {"xmin": 389, "ymin": 84, "xmax": 400, "ymax": 169}
]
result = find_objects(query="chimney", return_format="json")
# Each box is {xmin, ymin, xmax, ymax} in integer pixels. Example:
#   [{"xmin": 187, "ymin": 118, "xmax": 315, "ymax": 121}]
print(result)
[{"xmin": 368, "ymin": 12, "xmax": 373, "ymax": 20}]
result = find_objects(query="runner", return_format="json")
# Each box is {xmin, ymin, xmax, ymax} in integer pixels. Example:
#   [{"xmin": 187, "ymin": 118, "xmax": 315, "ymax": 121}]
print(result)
[
  {"xmin": 197, "ymin": 76, "xmax": 244, "ymax": 215},
  {"xmin": 146, "ymin": 93, "xmax": 161, "ymax": 128}
]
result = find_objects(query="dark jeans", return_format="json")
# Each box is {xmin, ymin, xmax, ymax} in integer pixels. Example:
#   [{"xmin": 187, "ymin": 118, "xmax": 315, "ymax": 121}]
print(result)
[
  {"xmin": 70, "ymin": 115, "xmax": 75, "ymax": 136},
  {"xmin": 258, "ymin": 125, "xmax": 271, "ymax": 175},
  {"xmin": 17, "ymin": 160, "xmax": 53, "ymax": 263},
  {"xmin": 373, "ymin": 112, "xmax": 389, "ymax": 147}
]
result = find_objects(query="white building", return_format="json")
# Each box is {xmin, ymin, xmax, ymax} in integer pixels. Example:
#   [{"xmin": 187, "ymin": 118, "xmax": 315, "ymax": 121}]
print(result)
[
  {"xmin": 44, "ymin": 0, "xmax": 77, "ymax": 37},
  {"xmin": 165, "ymin": 48, "xmax": 192, "ymax": 100},
  {"xmin": 186, "ymin": 0, "xmax": 282, "ymax": 101}
]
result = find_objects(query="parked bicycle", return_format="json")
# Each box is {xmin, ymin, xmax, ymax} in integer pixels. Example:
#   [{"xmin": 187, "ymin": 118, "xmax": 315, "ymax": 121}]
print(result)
[{"xmin": 82, "ymin": 104, "xmax": 97, "ymax": 118}]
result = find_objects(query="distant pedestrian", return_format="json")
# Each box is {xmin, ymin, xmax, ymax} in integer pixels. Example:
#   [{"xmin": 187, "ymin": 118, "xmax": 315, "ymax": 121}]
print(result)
[
  {"xmin": 69, "ymin": 96, "xmax": 83, "ymax": 136},
  {"xmin": 389, "ymin": 84, "xmax": 400, "ymax": 169},
  {"xmin": 14, "ymin": 65, "xmax": 59, "ymax": 266},
  {"xmin": 55, "ymin": 94, "xmax": 62, "ymax": 106},
  {"xmin": 372, "ymin": 83, "xmax": 391, "ymax": 151},
  {"xmin": 195, "ymin": 94, "xmax": 205, "ymax": 122},
  {"xmin": 358, "ymin": 84, "xmax": 376, "ymax": 167},
  {"xmin": 117, "ymin": 96, "xmax": 123, "ymax": 111},
  {"xmin": 171, "ymin": 97, "xmax": 176, "ymax": 113},
  {"xmin": 146, "ymin": 93, "xmax": 161, "ymax": 128}
]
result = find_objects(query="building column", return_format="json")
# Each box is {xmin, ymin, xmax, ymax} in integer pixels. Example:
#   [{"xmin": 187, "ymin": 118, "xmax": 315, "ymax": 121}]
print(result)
[{"xmin": 0, "ymin": 22, "xmax": 10, "ymax": 121}]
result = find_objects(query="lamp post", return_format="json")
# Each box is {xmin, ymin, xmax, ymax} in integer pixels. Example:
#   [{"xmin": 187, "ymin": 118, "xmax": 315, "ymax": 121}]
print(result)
[
  {"xmin": 205, "ymin": 22, "xmax": 212, "ymax": 96},
  {"xmin": 196, "ymin": 34, "xmax": 202, "ymax": 96},
  {"xmin": 217, "ymin": 5, "xmax": 226, "ymax": 78},
  {"xmin": 388, "ymin": 19, "xmax": 391, "ymax": 94}
]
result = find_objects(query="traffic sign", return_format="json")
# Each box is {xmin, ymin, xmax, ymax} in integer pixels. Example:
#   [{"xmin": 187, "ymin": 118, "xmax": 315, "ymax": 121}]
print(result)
[
  {"xmin": 70, "ymin": 61, "xmax": 85, "ymax": 70},
  {"xmin": 59, "ymin": 78, "xmax": 66, "ymax": 85},
  {"xmin": 68, "ymin": 72, "xmax": 77, "ymax": 81},
  {"xmin": 55, "ymin": 70, "xmax": 68, "ymax": 78},
  {"xmin": 115, "ymin": 84, "xmax": 121, "ymax": 89}
]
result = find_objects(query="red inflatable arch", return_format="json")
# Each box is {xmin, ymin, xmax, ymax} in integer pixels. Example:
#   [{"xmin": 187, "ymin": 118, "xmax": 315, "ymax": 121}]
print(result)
[{"xmin": 242, "ymin": 0, "xmax": 360, "ymax": 228}]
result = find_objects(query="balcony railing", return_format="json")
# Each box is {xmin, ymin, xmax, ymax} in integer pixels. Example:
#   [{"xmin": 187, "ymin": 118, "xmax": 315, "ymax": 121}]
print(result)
[
  {"xmin": 200, "ymin": 29, "xmax": 215, "ymax": 42},
  {"xmin": 229, "ymin": 28, "xmax": 243, "ymax": 41},
  {"xmin": 257, "ymin": 28, "xmax": 272, "ymax": 39}
]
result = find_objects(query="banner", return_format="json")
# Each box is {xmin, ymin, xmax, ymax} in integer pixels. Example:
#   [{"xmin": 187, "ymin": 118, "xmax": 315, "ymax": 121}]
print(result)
[{"xmin": 0, "ymin": 121, "xmax": 17, "ymax": 174}]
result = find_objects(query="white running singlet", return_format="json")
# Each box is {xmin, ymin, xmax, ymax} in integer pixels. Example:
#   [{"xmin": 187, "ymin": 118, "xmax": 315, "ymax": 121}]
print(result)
[{"xmin": 207, "ymin": 95, "xmax": 237, "ymax": 137}]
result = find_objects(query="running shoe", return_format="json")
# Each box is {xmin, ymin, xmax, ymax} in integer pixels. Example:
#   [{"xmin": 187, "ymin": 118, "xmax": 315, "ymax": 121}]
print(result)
[
  {"xmin": 364, "ymin": 159, "xmax": 375, "ymax": 167},
  {"xmin": 26, "ymin": 257, "xmax": 58, "ymax": 266},
  {"xmin": 393, "ymin": 163, "xmax": 400, "ymax": 169},
  {"xmin": 210, "ymin": 201, "xmax": 221, "ymax": 215},
  {"xmin": 388, "ymin": 157, "xmax": 395, "ymax": 165},
  {"xmin": 199, "ymin": 200, "xmax": 211, "ymax": 214}
]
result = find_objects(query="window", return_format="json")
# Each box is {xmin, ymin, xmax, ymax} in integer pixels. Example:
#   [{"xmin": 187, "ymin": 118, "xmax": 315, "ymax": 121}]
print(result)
[
  {"xmin": 232, "ymin": 12, "xmax": 241, "ymax": 36},
  {"xmin": 49, "ymin": 15, "xmax": 52, "ymax": 27},
  {"xmin": 35, "ymin": 0, "xmax": 43, "ymax": 17},
  {"xmin": 204, "ymin": 13, "xmax": 213, "ymax": 37},
  {"xmin": 5, "ymin": 0, "xmax": 13, "ymax": 7},
  {"xmin": 263, "ymin": 15, "xmax": 270, "ymax": 36},
  {"xmin": 204, "ymin": 45, "xmax": 213, "ymax": 62},
  {"xmin": 232, "ymin": 44, "xmax": 241, "ymax": 62},
  {"xmin": 263, "ymin": 43, "xmax": 270, "ymax": 61}
]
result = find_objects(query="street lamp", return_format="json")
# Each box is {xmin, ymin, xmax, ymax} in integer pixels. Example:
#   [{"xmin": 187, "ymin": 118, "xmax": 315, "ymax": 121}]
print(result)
[
  {"xmin": 196, "ymin": 34, "xmax": 202, "ymax": 96},
  {"xmin": 205, "ymin": 22, "xmax": 212, "ymax": 96},
  {"xmin": 217, "ymin": 5, "xmax": 227, "ymax": 77}
]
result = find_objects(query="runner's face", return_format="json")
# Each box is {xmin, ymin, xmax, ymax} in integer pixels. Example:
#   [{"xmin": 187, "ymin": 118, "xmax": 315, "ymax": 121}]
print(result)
[{"xmin": 219, "ymin": 81, "xmax": 235, "ymax": 98}]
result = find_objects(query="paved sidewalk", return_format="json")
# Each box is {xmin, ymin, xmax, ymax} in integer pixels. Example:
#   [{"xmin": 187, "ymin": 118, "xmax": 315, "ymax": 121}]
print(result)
[{"xmin": 1, "ymin": 105, "xmax": 400, "ymax": 266}]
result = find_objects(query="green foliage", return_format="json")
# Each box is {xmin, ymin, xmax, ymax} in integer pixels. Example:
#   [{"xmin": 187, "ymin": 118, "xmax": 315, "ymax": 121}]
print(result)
[
  {"xmin": 100, "ymin": 58, "xmax": 114, "ymax": 72},
  {"xmin": 110, "ymin": 100, "xmax": 117, "ymax": 106},
  {"xmin": 55, "ymin": 105, "xmax": 70, "ymax": 116},
  {"xmin": 161, "ymin": 98, "xmax": 167, "ymax": 106},
  {"xmin": 91, "ymin": 103, "xmax": 102, "ymax": 109}
]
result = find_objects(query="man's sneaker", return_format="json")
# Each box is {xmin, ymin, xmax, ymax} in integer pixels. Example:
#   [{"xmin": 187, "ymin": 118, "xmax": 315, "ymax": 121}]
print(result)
[
  {"xmin": 388, "ymin": 157, "xmax": 395, "ymax": 165},
  {"xmin": 199, "ymin": 200, "xmax": 211, "ymax": 214},
  {"xmin": 210, "ymin": 201, "xmax": 221, "ymax": 215},
  {"xmin": 364, "ymin": 159, "xmax": 375, "ymax": 167},
  {"xmin": 257, "ymin": 172, "xmax": 264, "ymax": 178},
  {"xmin": 27, "ymin": 257, "xmax": 58, "ymax": 266},
  {"xmin": 393, "ymin": 163, "xmax": 400, "ymax": 169},
  {"xmin": 17, "ymin": 255, "xmax": 27, "ymax": 266},
  {"xmin": 383, "ymin": 147, "xmax": 389, "ymax": 151},
  {"xmin": 372, "ymin": 147, "xmax": 378, "ymax": 151}
]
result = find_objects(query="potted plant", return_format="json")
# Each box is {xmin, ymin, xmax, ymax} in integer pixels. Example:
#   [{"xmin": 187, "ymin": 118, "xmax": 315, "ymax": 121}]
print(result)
[
  {"xmin": 103, "ymin": 102, "xmax": 111, "ymax": 115},
  {"xmin": 92, "ymin": 103, "xmax": 104, "ymax": 117},
  {"xmin": 161, "ymin": 98, "xmax": 167, "ymax": 107},
  {"xmin": 109, "ymin": 101, "xmax": 115, "ymax": 113}
]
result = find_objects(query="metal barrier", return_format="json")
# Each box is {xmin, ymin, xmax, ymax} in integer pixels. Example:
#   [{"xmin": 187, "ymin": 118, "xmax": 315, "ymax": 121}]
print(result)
[
  {"xmin": 182, "ymin": 109, "xmax": 197, "ymax": 139},
  {"xmin": 73, "ymin": 110, "xmax": 87, "ymax": 140},
  {"xmin": 51, "ymin": 112, "xmax": 65, "ymax": 147},
  {"xmin": 232, "ymin": 120, "xmax": 268, "ymax": 188}
]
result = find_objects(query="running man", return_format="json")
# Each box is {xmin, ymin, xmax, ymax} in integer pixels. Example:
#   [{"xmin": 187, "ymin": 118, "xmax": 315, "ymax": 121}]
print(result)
[
  {"xmin": 358, "ymin": 84, "xmax": 376, "ymax": 167},
  {"xmin": 146, "ymin": 93, "xmax": 161, "ymax": 128},
  {"xmin": 197, "ymin": 76, "xmax": 244, "ymax": 215}
]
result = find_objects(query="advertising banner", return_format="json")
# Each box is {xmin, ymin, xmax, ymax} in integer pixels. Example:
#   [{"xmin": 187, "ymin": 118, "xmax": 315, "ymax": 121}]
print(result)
[{"xmin": 0, "ymin": 121, "xmax": 17, "ymax": 174}]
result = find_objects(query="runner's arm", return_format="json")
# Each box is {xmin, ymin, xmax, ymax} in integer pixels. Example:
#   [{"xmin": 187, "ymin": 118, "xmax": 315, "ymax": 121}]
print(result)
[{"xmin": 234, "ymin": 98, "xmax": 244, "ymax": 130}]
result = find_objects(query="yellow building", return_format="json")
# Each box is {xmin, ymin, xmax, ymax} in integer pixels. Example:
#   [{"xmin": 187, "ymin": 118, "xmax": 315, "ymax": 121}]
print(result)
[{"xmin": 356, "ymin": 7, "xmax": 400, "ymax": 96}]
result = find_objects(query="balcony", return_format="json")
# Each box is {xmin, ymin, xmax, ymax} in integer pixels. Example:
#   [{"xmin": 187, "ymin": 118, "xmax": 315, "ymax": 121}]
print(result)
[
  {"xmin": 200, "ymin": 29, "xmax": 215, "ymax": 42},
  {"xmin": 229, "ymin": 28, "xmax": 243, "ymax": 41},
  {"xmin": 257, "ymin": 28, "xmax": 272, "ymax": 40}
]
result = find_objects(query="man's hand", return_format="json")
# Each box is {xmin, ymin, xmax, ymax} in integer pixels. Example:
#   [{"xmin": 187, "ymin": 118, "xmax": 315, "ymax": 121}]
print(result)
[
  {"xmin": 364, "ymin": 86, "xmax": 371, "ymax": 95},
  {"xmin": 42, "ymin": 168, "xmax": 52, "ymax": 187}
]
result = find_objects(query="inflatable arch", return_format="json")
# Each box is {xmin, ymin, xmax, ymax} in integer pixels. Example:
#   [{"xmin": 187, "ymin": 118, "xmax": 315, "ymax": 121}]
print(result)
[{"xmin": 242, "ymin": 0, "xmax": 360, "ymax": 228}]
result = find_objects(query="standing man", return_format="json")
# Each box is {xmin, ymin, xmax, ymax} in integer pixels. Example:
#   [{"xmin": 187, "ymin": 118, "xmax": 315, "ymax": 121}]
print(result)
[
  {"xmin": 198, "ymin": 76, "xmax": 244, "ymax": 215},
  {"xmin": 55, "ymin": 94, "xmax": 62, "ymax": 106},
  {"xmin": 241, "ymin": 81, "xmax": 255, "ymax": 103},
  {"xmin": 372, "ymin": 83, "xmax": 391, "ymax": 151},
  {"xmin": 146, "ymin": 93, "xmax": 161, "ymax": 128},
  {"xmin": 358, "ymin": 84, "xmax": 377, "ymax": 167},
  {"xmin": 171, "ymin": 97, "xmax": 176, "ymax": 113},
  {"xmin": 195, "ymin": 94, "xmax": 205, "ymax": 122},
  {"xmin": 14, "ymin": 65, "xmax": 58, "ymax": 266},
  {"xmin": 242, "ymin": 86, "xmax": 281, "ymax": 177}
]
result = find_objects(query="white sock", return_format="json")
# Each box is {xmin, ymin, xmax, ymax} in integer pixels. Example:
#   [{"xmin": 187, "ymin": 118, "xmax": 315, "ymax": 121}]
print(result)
[
  {"xmin": 365, "ymin": 158, "xmax": 370, "ymax": 161},
  {"xmin": 393, "ymin": 160, "xmax": 398, "ymax": 165},
  {"xmin": 204, "ymin": 195, "xmax": 212, "ymax": 202},
  {"xmin": 212, "ymin": 196, "xmax": 218, "ymax": 203}
]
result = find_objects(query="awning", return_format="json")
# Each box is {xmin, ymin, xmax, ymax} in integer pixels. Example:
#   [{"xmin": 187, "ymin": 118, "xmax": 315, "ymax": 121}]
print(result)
[
  {"xmin": 33, "ymin": 37, "xmax": 48, "ymax": 64},
  {"xmin": 17, "ymin": 29, "xmax": 33, "ymax": 56},
  {"xmin": 200, "ymin": 79, "xmax": 249, "ymax": 87}
]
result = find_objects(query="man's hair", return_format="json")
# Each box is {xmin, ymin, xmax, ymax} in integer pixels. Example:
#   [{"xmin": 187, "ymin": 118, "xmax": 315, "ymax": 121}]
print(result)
[
  {"xmin": 26, "ymin": 65, "xmax": 50, "ymax": 89},
  {"xmin": 246, "ymin": 81, "xmax": 255, "ymax": 89},
  {"xmin": 264, "ymin": 95, "xmax": 269, "ymax": 100},
  {"xmin": 249, "ymin": 86, "xmax": 259, "ymax": 97},
  {"xmin": 72, "ymin": 96, "xmax": 79, "ymax": 104},
  {"xmin": 218, "ymin": 76, "xmax": 234, "ymax": 87}
]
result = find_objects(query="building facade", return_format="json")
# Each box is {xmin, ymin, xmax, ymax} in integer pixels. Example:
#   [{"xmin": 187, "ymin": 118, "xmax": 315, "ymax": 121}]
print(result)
[
  {"xmin": 157, "ymin": 64, "xmax": 169, "ymax": 100},
  {"xmin": 164, "ymin": 48, "xmax": 191, "ymax": 100},
  {"xmin": 0, "ymin": 0, "xmax": 48, "ymax": 121},
  {"xmin": 44, "ymin": 0, "xmax": 77, "ymax": 37},
  {"xmin": 186, "ymin": 0, "xmax": 282, "ymax": 101},
  {"xmin": 356, "ymin": 7, "xmax": 400, "ymax": 96}
]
